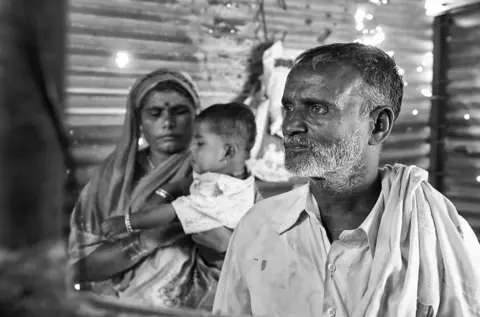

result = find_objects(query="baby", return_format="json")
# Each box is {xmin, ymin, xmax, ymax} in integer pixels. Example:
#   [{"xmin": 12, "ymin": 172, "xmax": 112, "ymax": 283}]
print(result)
[{"xmin": 101, "ymin": 102, "xmax": 257, "ymax": 241}]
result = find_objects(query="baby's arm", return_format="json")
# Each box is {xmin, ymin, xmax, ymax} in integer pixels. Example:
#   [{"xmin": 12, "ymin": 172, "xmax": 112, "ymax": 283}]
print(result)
[
  {"xmin": 132, "ymin": 176, "xmax": 193, "ymax": 230},
  {"xmin": 129, "ymin": 203, "xmax": 177, "ymax": 230},
  {"xmin": 129, "ymin": 179, "xmax": 191, "ymax": 230}
]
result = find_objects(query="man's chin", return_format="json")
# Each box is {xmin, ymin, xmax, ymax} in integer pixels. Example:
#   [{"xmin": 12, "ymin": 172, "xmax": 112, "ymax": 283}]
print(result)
[{"xmin": 285, "ymin": 160, "xmax": 324, "ymax": 178}]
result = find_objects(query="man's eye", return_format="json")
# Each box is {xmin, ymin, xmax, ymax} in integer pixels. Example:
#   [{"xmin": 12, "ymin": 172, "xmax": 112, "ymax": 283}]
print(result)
[
  {"xmin": 310, "ymin": 104, "xmax": 328, "ymax": 114},
  {"xmin": 283, "ymin": 104, "xmax": 294, "ymax": 112}
]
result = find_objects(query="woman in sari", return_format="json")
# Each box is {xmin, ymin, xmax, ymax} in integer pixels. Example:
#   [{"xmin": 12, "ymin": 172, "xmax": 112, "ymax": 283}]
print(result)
[{"xmin": 68, "ymin": 69, "xmax": 231, "ymax": 310}]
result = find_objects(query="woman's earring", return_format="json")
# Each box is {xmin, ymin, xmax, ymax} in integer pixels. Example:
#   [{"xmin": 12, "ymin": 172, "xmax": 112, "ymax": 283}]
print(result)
[
  {"xmin": 138, "ymin": 136, "xmax": 147, "ymax": 147},
  {"xmin": 138, "ymin": 129, "xmax": 148, "ymax": 148}
]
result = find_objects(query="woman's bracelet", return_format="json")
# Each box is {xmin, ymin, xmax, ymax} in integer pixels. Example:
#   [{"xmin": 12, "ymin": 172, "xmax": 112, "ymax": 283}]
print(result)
[
  {"xmin": 155, "ymin": 188, "xmax": 174, "ymax": 202},
  {"xmin": 124, "ymin": 209, "xmax": 136, "ymax": 233},
  {"xmin": 121, "ymin": 234, "xmax": 151, "ymax": 262}
]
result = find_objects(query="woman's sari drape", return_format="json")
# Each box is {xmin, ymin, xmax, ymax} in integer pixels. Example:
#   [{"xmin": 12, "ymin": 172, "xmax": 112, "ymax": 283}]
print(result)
[{"xmin": 68, "ymin": 69, "xmax": 220, "ymax": 310}]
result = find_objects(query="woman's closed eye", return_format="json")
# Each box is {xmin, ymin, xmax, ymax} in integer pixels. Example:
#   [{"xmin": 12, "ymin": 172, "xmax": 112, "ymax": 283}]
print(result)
[
  {"xmin": 144, "ymin": 105, "xmax": 190, "ymax": 118},
  {"xmin": 170, "ymin": 105, "xmax": 191, "ymax": 115},
  {"xmin": 145, "ymin": 109, "xmax": 162, "ymax": 117}
]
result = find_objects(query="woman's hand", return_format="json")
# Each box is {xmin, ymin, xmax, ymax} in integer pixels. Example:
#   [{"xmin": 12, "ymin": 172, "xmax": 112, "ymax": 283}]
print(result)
[
  {"xmin": 101, "ymin": 216, "xmax": 127, "ymax": 240},
  {"xmin": 192, "ymin": 227, "xmax": 233, "ymax": 253},
  {"xmin": 138, "ymin": 221, "xmax": 185, "ymax": 250},
  {"xmin": 162, "ymin": 176, "xmax": 193, "ymax": 199}
]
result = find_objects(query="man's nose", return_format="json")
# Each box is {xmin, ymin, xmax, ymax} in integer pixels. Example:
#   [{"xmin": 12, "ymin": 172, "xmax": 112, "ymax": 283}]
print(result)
[{"xmin": 282, "ymin": 109, "xmax": 307, "ymax": 136}]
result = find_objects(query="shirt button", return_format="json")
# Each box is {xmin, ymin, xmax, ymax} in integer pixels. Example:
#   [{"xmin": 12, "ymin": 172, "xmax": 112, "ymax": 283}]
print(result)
[
  {"xmin": 327, "ymin": 307, "xmax": 336, "ymax": 316},
  {"xmin": 327, "ymin": 263, "xmax": 336, "ymax": 272}
]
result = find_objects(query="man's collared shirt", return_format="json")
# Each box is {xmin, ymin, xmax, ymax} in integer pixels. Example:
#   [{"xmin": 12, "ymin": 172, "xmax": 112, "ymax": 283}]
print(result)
[{"xmin": 213, "ymin": 183, "xmax": 480, "ymax": 317}]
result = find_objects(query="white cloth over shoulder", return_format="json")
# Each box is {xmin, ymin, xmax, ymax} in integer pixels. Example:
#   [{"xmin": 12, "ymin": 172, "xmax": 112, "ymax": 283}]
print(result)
[
  {"xmin": 356, "ymin": 164, "xmax": 480, "ymax": 316},
  {"xmin": 171, "ymin": 172, "xmax": 255, "ymax": 234}
]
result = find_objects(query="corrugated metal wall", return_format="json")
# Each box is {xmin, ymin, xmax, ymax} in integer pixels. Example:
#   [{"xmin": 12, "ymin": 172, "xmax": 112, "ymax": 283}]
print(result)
[
  {"xmin": 443, "ymin": 5, "xmax": 480, "ymax": 235},
  {"xmin": 65, "ymin": 0, "xmax": 434, "ymax": 230}
]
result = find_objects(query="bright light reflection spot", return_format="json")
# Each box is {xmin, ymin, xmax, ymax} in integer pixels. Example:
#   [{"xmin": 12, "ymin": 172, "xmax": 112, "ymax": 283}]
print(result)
[
  {"xmin": 115, "ymin": 51, "xmax": 130, "ymax": 68},
  {"xmin": 421, "ymin": 89, "xmax": 432, "ymax": 97},
  {"xmin": 355, "ymin": 9, "xmax": 366, "ymax": 22}
]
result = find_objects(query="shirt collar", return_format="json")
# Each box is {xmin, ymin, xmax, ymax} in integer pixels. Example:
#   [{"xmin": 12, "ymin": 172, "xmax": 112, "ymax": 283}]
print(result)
[
  {"xmin": 275, "ymin": 184, "xmax": 311, "ymax": 235},
  {"xmin": 275, "ymin": 181, "xmax": 385, "ymax": 255}
]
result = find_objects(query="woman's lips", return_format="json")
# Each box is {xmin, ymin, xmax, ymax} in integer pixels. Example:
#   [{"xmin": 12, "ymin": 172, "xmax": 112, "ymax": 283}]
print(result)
[{"xmin": 157, "ymin": 134, "xmax": 180, "ymax": 141}]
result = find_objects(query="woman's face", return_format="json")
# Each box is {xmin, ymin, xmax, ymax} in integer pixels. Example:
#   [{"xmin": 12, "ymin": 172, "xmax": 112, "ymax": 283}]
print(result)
[{"xmin": 140, "ymin": 90, "xmax": 195, "ymax": 155}]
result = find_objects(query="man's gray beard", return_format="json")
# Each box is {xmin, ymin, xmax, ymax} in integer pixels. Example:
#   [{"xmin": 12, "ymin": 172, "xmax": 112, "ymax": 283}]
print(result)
[{"xmin": 284, "ymin": 130, "xmax": 364, "ymax": 193}]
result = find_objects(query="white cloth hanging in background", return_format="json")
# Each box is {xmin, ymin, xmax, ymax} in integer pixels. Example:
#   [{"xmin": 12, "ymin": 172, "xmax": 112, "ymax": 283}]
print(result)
[{"xmin": 262, "ymin": 41, "xmax": 303, "ymax": 138}]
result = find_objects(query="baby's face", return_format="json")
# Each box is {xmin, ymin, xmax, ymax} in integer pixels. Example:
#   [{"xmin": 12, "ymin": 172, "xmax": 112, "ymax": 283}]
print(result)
[{"xmin": 190, "ymin": 122, "xmax": 226, "ymax": 174}]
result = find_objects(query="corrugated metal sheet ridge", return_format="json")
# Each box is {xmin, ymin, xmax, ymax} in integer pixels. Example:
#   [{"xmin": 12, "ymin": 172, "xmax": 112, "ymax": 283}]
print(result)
[
  {"xmin": 65, "ymin": 0, "xmax": 433, "ymax": 220},
  {"xmin": 444, "ymin": 6, "xmax": 480, "ymax": 235}
]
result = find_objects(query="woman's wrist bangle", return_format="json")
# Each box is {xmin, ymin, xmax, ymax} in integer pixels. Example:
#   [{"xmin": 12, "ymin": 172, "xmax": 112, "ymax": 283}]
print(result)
[
  {"xmin": 121, "ymin": 234, "xmax": 150, "ymax": 262},
  {"xmin": 155, "ymin": 188, "xmax": 174, "ymax": 202},
  {"xmin": 124, "ymin": 209, "xmax": 136, "ymax": 233}
]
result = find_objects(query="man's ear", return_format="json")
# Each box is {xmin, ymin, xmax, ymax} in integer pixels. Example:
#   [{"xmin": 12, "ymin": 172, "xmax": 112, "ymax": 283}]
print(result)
[
  {"xmin": 368, "ymin": 106, "xmax": 394, "ymax": 145},
  {"xmin": 222, "ymin": 143, "xmax": 237, "ymax": 162}
]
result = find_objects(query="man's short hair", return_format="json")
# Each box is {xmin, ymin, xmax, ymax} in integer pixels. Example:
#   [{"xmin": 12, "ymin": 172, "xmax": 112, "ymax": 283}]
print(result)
[
  {"xmin": 196, "ymin": 102, "xmax": 257, "ymax": 156},
  {"xmin": 293, "ymin": 43, "xmax": 404, "ymax": 120}
]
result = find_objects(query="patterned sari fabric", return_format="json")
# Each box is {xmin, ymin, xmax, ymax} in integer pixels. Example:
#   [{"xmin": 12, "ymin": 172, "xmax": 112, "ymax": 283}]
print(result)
[{"xmin": 68, "ymin": 69, "xmax": 222, "ymax": 310}]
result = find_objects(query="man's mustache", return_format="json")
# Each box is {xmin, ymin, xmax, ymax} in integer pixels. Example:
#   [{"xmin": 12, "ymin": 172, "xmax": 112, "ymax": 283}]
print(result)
[{"xmin": 283, "ymin": 135, "xmax": 316, "ymax": 148}]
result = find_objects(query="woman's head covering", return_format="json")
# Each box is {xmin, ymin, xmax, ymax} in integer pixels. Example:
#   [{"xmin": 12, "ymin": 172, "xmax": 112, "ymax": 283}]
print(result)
[
  {"xmin": 69, "ymin": 68, "xmax": 201, "ymax": 261},
  {"xmin": 129, "ymin": 68, "xmax": 200, "ymax": 112},
  {"xmin": 112, "ymin": 68, "xmax": 201, "ymax": 210}
]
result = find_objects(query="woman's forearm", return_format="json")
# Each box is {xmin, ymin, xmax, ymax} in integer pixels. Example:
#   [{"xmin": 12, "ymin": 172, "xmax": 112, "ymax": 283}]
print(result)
[
  {"xmin": 72, "ymin": 235, "xmax": 151, "ymax": 283},
  {"xmin": 130, "ymin": 203, "xmax": 177, "ymax": 230}
]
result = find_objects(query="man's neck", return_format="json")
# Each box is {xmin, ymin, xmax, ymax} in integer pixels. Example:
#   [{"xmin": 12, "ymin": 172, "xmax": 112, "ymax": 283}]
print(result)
[{"xmin": 309, "ymin": 166, "xmax": 381, "ymax": 232}]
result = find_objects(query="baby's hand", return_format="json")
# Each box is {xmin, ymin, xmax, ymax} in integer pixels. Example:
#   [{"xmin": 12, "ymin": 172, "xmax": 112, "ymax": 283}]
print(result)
[{"xmin": 101, "ymin": 216, "xmax": 127, "ymax": 240}]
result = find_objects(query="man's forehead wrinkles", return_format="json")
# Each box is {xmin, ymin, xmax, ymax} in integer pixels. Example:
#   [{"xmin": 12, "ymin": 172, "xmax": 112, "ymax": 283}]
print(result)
[{"xmin": 284, "ymin": 83, "xmax": 333, "ymax": 100}]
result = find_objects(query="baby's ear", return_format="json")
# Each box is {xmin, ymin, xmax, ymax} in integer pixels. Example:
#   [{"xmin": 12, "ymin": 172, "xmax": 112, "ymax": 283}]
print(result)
[{"xmin": 223, "ymin": 143, "xmax": 237, "ymax": 161}]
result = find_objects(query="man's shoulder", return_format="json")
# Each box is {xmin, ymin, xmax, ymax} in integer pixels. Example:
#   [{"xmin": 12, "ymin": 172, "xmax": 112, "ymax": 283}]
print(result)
[
  {"xmin": 232, "ymin": 184, "xmax": 308, "ymax": 241},
  {"xmin": 249, "ymin": 183, "xmax": 307, "ymax": 214}
]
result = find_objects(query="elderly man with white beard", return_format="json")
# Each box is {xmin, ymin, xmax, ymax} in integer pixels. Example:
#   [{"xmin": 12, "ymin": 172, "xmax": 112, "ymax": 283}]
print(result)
[{"xmin": 213, "ymin": 43, "xmax": 480, "ymax": 317}]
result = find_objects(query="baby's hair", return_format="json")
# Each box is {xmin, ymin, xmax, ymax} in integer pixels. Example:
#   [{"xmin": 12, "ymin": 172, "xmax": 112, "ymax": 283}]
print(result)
[{"xmin": 196, "ymin": 102, "xmax": 257, "ymax": 157}]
